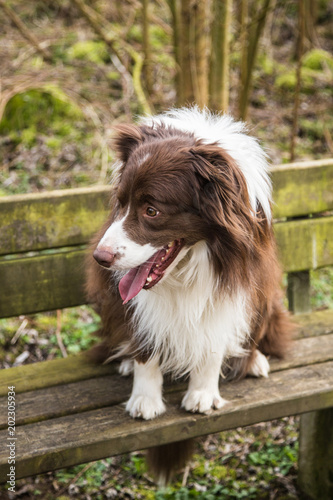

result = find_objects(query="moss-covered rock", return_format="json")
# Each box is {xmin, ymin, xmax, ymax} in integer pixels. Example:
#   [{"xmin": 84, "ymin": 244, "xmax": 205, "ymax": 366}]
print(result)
[{"xmin": 303, "ymin": 48, "xmax": 333, "ymax": 72}]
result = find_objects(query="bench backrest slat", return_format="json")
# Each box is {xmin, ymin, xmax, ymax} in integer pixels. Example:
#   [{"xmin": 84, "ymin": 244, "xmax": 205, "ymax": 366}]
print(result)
[
  {"xmin": 0, "ymin": 160, "xmax": 332, "ymax": 257},
  {"xmin": 0, "ymin": 160, "xmax": 332, "ymax": 318},
  {"xmin": 0, "ymin": 186, "xmax": 110, "ymax": 256},
  {"xmin": 0, "ymin": 249, "xmax": 86, "ymax": 317},
  {"xmin": 271, "ymin": 159, "xmax": 333, "ymax": 218},
  {"xmin": 1, "ymin": 216, "xmax": 332, "ymax": 318}
]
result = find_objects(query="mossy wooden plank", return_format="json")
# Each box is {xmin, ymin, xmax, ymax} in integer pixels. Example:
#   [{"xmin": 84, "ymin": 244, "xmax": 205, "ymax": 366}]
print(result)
[
  {"xmin": 275, "ymin": 215, "xmax": 333, "ymax": 272},
  {"xmin": 0, "ymin": 186, "xmax": 110, "ymax": 256},
  {"xmin": 271, "ymin": 159, "xmax": 333, "ymax": 219},
  {"xmin": 0, "ymin": 160, "xmax": 332, "ymax": 257},
  {"xmin": 0, "ymin": 308, "xmax": 331, "ymax": 397},
  {"xmin": 295, "ymin": 309, "xmax": 333, "ymax": 338},
  {"xmin": 0, "ymin": 354, "xmax": 116, "ymax": 397},
  {"xmin": 0, "ymin": 249, "xmax": 88, "ymax": 318},
  {"xmin": 269, "ymin": 333, "xmax": 333, "ymax": 371},
  {"xmin": 0, "ymin": 333, "xmax": 332, "ymax": 430},
  {"xmin": 0, "ymin": 361, "xmax": 332, "ymax": 482},
  {"xmin": 1, "ymin": 216, "xmax": 332, "ymax": 318}
]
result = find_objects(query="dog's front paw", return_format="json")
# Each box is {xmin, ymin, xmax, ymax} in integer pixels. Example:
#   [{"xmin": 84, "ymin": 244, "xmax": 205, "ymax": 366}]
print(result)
[
  {"xmin": 126, "ymin": 394, "xmax": 166, "ymax": 420},
  {"xmin": 181, "ymin": 390, "xmax": 226, "ymax": 415}
]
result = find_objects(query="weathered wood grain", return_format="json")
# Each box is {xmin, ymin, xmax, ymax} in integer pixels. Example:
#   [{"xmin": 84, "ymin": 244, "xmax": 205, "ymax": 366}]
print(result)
[
  {"xmin": 0, "ymin": 361, "xmax": 332, "ymax": 482},
  {"xmin": 0, "ymin": 353, "xmax": 115, "ymax": 397},
  {"xmin": 275, "ymin": 215, "xmax": 333, "ymax": 272},
  {"xmin": 0, "ymin": 309, "xmax": 331, "ymax": 397},
  {"xmin": 0, "ymin": 249, "xmax": 87, "ymax": 318},
  {"xmin": 1, "ymin": 215, "xmax": 332, "ymax": 318},
  {"xmin": 271, "ymin": 159, "xmax": 333, "ymax": 219},
  {"xmin": 295, "ymin": 309, "xmax": 333, "ymax": 338},
  {"xmin": 298, "ymin": 408, "xmax": 333, "ymax": 500},
  {"xmin": 0, "ymin": 333, "xmax": 332, "ymax": 431},
  {"xmin": 0, "ymin": 186, "xmax": 110, "ymax": 256},
  {"xmin": 1, "ymin": 160, "xmax": 332, "ymax": 257}
]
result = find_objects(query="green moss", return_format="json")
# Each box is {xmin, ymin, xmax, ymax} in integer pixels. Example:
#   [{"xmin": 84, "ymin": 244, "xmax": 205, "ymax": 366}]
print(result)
[
  {"xmin": 68, "ymin": 40, "xmax": 109, "ymax": 64},
  {"xmin": 303, "ymin": 48, "xmax": 333, "ymax": 72},
  {"xmin": 0, "ymin": 88, "xmax": 83, "ymax": 137},
  {"xmin": 192, "ymin": 462, "xmax": 206, "ymax": 477},
  {"xmin": 257, "ymin": 53, "xmax": 275, "ymax": 76},
  {"xmin": 107, "ymin": 71, "xmax": 121, "ymax": 81},
  {"xmin": 210, "ymin": 464, "xmax": 228, "ymax": 480},
  {"xmin": 275, "ymin": 67, "xmax": 316, "ymax": 92}
]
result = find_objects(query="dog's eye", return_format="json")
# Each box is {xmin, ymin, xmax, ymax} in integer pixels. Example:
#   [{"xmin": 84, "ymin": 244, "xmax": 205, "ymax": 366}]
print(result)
[{"xmin": 146, "ymin": 207, "xmax": 159, "ymax": 217}]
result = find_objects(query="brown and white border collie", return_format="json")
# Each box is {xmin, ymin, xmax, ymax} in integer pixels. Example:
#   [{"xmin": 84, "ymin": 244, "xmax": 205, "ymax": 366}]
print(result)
[{"xmin": 86, "ymin": 107, "xmax": 292, "ymax": 481}]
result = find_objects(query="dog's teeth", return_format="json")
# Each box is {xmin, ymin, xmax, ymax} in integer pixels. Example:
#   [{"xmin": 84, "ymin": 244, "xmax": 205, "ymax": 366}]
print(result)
[
  {"xmin": 168, "ymin": 242, "xmax": 173, "ymax": 248},
  {"xmin": 146, "ymin": 276, "xmax": 152, "ymax": 283}
]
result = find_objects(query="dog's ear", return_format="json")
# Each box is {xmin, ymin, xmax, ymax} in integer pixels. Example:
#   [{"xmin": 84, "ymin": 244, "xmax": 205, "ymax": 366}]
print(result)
[
  {"xmin": 112, "ymin": 124, "xmax": 144, "ymax": 163},
  {"xmin": 190, "ymin": 143, "xmax": 254, "ymax": 236}
]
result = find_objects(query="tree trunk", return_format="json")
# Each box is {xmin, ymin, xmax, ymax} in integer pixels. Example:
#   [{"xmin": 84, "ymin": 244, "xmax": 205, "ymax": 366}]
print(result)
[
  {"xmin": 238, "ymin": 0, "xmax": 271, "ymax": 120},
  {"xmin": 179, "ymin": 0, "xmax": 210, "ymax": 108},
  {"xmin": 142, "ymin": 0, "xmax": 153, "ymax": 97},
  {"xmin": 209, "ymin": 0, "xmax": 232, "ymax": 113},
  {"xmin": 168, "ymin": 0, "xmax": 184, "ymax": 106},
  {"xmin": 192, "ymin": 0, "xmax": 210, "ymax": 109},
  {"xmin": 290, "ymin": 0, "xmax": 305, "ymax": 162},
  {"xmin": 180, "ymin": 0, "xmax": 195, "ymax": 104}
]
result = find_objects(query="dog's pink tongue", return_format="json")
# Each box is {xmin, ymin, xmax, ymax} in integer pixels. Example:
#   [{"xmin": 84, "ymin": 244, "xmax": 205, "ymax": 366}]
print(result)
[{"xmin": 119, "ymin": 263, "xmax": 152, "ymax": 305}]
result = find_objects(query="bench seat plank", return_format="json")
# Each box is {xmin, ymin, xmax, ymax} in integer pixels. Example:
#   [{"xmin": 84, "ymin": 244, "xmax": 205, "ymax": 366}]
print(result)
[
  {"xmin": 1, "ymin": 310, "xmax": 332, "ymax": 398},
  {"xmin": 0, "ymin": 353, "xmax": 115, "ymax": 397},
  {"xmin": 0, "ymin": 360, "xmax": 332, "ymax": 482},
  {"xmin": 1, "ymin": 333, "xmax": 332, "ymax": 430}
]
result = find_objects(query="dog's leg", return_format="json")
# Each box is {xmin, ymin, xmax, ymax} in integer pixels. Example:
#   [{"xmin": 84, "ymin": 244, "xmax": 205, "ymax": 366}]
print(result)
[
  {"xmin": 126, "ymin": 357, "xmax": 166, "ymax": 420},
  {"xmin": 182, "ymin": 353, "xmax": 227, "ymax": 414}
]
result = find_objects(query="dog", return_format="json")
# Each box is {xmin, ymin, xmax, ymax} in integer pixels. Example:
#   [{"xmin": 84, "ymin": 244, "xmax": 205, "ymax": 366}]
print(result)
[{"xmin": 86, "ymin": 107, "xmax": 292, "ymax": 482}]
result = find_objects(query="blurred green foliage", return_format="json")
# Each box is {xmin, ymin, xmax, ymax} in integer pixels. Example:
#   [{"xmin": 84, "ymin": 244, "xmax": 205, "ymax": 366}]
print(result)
[{"xmin": 0, "ymin": 87, "xmax": 85, "ymax": 149}]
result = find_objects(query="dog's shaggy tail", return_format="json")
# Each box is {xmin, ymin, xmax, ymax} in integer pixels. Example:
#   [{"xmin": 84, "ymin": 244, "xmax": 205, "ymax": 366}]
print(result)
[
  {"xmin": 258, "ymin": 293, "xmax": 295, "ymax": 359},
  {"xmin": 146, "ymin": 439, "xmax": 194, "ymax": 486}
]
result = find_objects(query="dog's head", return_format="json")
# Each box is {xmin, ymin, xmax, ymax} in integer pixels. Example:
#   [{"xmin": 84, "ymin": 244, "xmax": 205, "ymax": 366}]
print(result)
[{"xmin": 93, "ymin": 123, "xmax": 269, "ymax": 303}]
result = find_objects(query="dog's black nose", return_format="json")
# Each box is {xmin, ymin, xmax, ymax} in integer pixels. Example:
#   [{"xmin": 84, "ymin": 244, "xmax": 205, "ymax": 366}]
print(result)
[{"xmin": 93, "ymin": 249, "xmax": 115, "ymax": 268}]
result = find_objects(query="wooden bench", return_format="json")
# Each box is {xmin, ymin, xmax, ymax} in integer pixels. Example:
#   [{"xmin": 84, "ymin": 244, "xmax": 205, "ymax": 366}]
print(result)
[{"xmin": 0, "ymin": 159, "xmax": 332, "ymax": 499}]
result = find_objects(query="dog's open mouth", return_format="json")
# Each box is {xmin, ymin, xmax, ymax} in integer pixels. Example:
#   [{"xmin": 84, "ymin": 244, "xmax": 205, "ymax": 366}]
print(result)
[{"xmin": 119, "ymin": 239, "xmax": 184, "ymax": 304}]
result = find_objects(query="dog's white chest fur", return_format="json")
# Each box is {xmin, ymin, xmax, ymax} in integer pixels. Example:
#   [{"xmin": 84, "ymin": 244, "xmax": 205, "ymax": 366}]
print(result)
[{"xmin": 130, "ymin": 241, "xmax": 251, "ymax": 376}]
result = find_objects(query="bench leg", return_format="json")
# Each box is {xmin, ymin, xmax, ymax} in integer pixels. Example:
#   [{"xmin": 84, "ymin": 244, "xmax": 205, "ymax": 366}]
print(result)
[
  {"xmin": 298, "ymin": 408, "xmax": 333, "ymax": 499},
  {"xmin": 287, "ymin": 271, "xmax": 311, "ymax": 313}
]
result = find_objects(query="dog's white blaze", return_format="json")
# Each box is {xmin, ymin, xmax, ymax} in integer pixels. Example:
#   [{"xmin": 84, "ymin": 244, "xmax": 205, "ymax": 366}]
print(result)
[
  {"xmin": 130, "ymin": 241, "xmax": 251, "ymax": 377},
  {"xmin": 98, "ymin": 213, "xmax": 158, "ymax": 270}
]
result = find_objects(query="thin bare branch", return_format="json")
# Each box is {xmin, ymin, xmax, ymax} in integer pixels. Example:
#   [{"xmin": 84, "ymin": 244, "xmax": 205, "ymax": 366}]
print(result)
[{"xmin": 0, "ymin": 0, "xmax": 53, "ymax": 62}]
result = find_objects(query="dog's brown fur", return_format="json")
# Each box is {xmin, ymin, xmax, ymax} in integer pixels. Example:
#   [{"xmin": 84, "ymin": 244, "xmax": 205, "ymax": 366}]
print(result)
[{"xmin": 86, "ymin": 121, "xmax": 294, "ymax": 483}]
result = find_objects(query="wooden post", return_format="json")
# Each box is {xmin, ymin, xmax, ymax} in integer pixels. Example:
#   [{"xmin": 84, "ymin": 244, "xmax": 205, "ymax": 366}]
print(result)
[
  {"xmin": 287, "ymin": 271, "xmax": 311, "ymax": 314},
  {"xmin": 298, "ymin": 409, "xmax": 333, "ymax": 499},
  {"xmin": 289, "ymin": 268, "xmax": 333, "ymax": 498}
]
